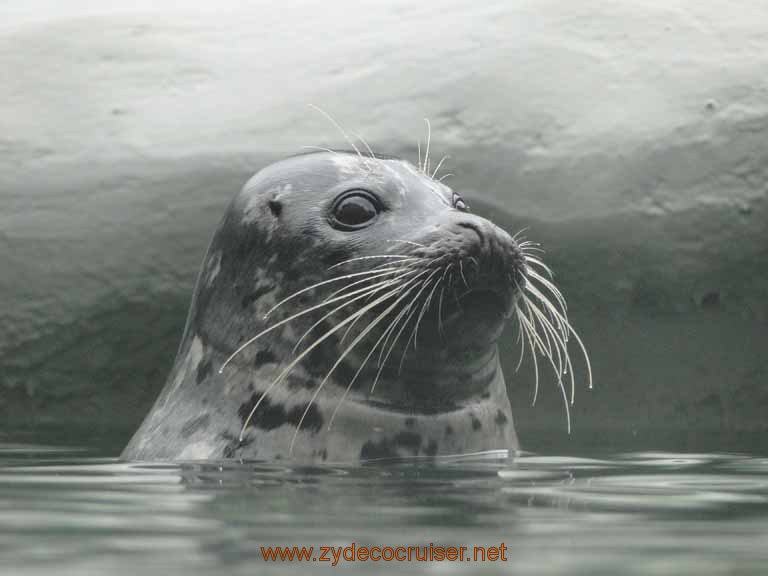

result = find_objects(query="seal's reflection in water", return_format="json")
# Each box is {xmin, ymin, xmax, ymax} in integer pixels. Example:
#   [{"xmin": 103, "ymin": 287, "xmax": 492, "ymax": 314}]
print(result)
[
  {"xmin": 174, "ymin": 453, "xmax": 523, "ymax": 566},
  {"xmin": 155, "ymin": 452, "xmax": 768, "ymax": 574},
  {"xmin": 3, "ymin": 447, "xmax": 767, "ymax": 574}
]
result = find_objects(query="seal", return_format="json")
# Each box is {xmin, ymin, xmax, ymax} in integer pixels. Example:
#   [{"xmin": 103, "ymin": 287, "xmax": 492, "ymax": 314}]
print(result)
[{"xmin": 121, "ymin": 149, "xmax": 590, "ymax": 462}]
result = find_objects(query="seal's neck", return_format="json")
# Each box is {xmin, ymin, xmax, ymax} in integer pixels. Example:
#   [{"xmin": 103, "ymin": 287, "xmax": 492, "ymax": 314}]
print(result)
[
  {"xmin": 121, "ymin": 334, "xmax": 518, "ymax": 462},
  {"xmin": 227, "ymin": 345, "xmax": 517, "ymax": 462}
]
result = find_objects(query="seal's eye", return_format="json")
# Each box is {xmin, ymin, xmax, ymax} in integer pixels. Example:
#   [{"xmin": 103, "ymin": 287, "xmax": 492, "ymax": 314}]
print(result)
[
  {"xmin": 452, "ymin": 193, "xmax": 469, "ymax": 212},
  {"xmin": 330, "ymin": 190, "xmax": 381, "ymax": 230}
]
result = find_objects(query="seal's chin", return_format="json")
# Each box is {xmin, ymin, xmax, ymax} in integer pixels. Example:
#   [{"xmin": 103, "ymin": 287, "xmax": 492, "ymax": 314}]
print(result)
[{"xmin": 445, "ymin": 288, "xmax": 516, "ymax": 328}]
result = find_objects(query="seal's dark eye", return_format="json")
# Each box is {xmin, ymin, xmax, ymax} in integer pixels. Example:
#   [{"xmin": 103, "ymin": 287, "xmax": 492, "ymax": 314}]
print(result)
[
  {"xmin": 330, "ymin": 190, "xmax": 380, "ymax": 230},
  {"xmin": 452, "ymin": 193, "xmax": 469, "ymax": 212}
]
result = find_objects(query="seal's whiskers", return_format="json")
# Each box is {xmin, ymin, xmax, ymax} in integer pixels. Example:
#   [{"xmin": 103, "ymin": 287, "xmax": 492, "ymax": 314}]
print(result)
[
  {"xmin": 221, "ymin": 269, "xmax": 411, "ymax": 372},
  {"xmin": 335, "ymin": 265, "xmax": 424, "ymax": 347},
  {"xmin": 238, "ymin": 270, "xmax": 432, "ymax": 441},
  {"xmin": 326, "ymin": 276, "xmax": 433, "ymax": 431},
  {"xmin": 423, "ymin": 118, "xmax": 432, "ymax": 175},
  {"xmin": 308, "ymin": 104, "xmax": 372, "ymax": 171},
  {"xmin": 511, "ymin": 239, "xmax": 593, "ymax": 434},
  {"xmin": 402, "ymin": 271, "xmax": 442, "ymax": 359},
  {"xmin": 265, "ymin": 265, "xmax": 408, "ymax": 319},
  {"xmin": 327, "ymin": 259, "xmax": 453, "ymax": 434},
  {"xmin": 431, "ymin": 154, "xmax": 450, "ymax": 180},
  {"xmin": 292, "ymin": 271, "xmax": 418, "ymax": 355},
  {"xmin": 289, "ymin": 275, "xmax": 434, "ymax": 453},
  {"xmin": 322, "ymin": 268, "xmax": 415, "ymax": 303},
  {"xmin": 327, "ymin": 254, "xmax": 416, "ymax": 270}
]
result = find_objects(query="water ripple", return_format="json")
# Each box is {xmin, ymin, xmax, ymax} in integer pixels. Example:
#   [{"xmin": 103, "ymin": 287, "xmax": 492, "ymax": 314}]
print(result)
[{"xmin": 0, "ymin": 448, "xmax": 767, "ymax": 575}]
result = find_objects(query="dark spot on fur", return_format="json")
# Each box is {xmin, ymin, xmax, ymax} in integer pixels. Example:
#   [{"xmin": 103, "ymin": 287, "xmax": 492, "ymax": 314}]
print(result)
[
  {"xmin": 394, "ymin": 431, "xmax": 421, "ymax": 454},
  {"xmin": 196, "ymin": 358, "xmax": 212, "ymax": 385},
  {"xmin": 221, "ymin": 432, "xmax": 253, "ymax": 459},
  {"xmin": 268, "ymin": 199, "xmax": 282, "ymax": 217},
  {"xmin": 360, "ymin": 431, "xmax": 424, "ymax": 460},
  {"xmin": 495, "ymin": 410, "xmax": 508, "ymax": 426},
  {"xmin": 321, "ymin": 246, "xmax": 352, "ymax": 267},
  {"xmin": 405, "ymin": 417, "xmax": 416, "ymax": 429},
  {"xmin": 253, "ymin": 348, "xmax": 277, "ymax": 368},
  {"xmin": 180, "ymin": 414, "xmax": 211, "ymax": 438},
  {"xmin": 445, "ymin": 425, "xmax": 454, "ymax": 436},
  {"xmin": 480, "ymin": 391, "xmax": 491, "ymax": 399},
  {"xmin": 241, "ymin": 283, "xmax": 276, "ymax": 309},
  {"xmin": 320, "ymin": 449, "xmax": 328, "ymax": 461},
  {"xmin": 424, "ymin": 439, "xmax": 439, "ymax": 456},
  {"xmin": 360, "ymin": 438, "xmax": 397, "ymax": 461},
  {"xmin": 471, "ymin": 416, "xmax": 482, "ymax": 431},
  {"xmin": 238, "ymin": 393, "xmax": 323, "ymax": 433}
]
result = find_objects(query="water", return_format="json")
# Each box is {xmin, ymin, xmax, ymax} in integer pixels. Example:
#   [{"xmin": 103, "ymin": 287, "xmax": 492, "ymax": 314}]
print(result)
[{"xmin": 2, "ymin": 445, "xmax": 767, "ymax": 575}]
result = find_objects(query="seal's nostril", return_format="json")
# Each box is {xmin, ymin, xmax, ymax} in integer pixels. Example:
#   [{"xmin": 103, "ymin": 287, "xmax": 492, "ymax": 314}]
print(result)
[{"xmin": 457, "ymin": 221, "xmax": 483, "ymax": 241}]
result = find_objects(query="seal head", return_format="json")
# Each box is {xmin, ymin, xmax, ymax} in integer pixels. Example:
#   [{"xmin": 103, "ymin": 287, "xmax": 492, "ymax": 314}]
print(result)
[{"xmin": 122, "ymin": 151, "xmax": 528, "ymax": 462}]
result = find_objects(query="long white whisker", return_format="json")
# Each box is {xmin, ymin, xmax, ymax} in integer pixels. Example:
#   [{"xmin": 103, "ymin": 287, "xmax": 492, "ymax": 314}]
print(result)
[
  {"xmin": 372, "ymin": 273, "xmax": 439, "ymax": 394},
  {"xmin": 436, "ymin": 263, "xmax": 453, "ymax": 338},
  {"xmin": 300, "ymin": 145, "xmax": 341, "ymax": 156},
  {"xmin": 527, "ymin": 268, "xmax": 569, "ymax": 314},
  {"xmin": 525, "ymin": 280, "xmax": 592, "ymax": 396},
  {"xmin": 516, "ymin": 306, "xmax": 541, "ymax": 405},
  {"xmin": 375, "ymin": 291, "xmax": 418, "ymax": 369},
  {"xmin": 515, "ymin": 314, "xmax": 527, "ymax": 372},
  {"xmin": 417, "ymin": 139, "xmax": 422, "ymax": 172},
  {"xmin": 328, "ymin": 254, "xmax": 416, "ymax": 271},
  {"xmin": 326, "ymin": 302, "xmax": 406, "ymax": 431},
  {"xmin": 524, "ymin": 255, "xmax": 554, "ymax": 278},
  {"xmin": 526, "ymin": 295, "xmax": 573, "ymax": 403},
  {"xmin": 423, "ymin": 118, "xmax": 432, "ymax": 175},
  {"xmin": 352, "ymin": 131, "xmax": 376, "ymax": 159},
  {"xmin": 411, "ymin": 273, "xmax": 443, "ymax": 352},
  {"xmin": 385, "ymin": 239, "xmax": 427, "ymax": 248},
  {"xmin": 397, "ymin": 273, "xmax": 440, "ymax": 374},
  {"xmin": 525, "ymin": 282, "xmax": 570, "ymax": 346},
  {"xmin": 525, "ymin": 294, "xmax": 560, "ymax": 375},
  {"xmin": 459, "ymin": 260, "xmax": 469, "ymax": 289},
  {"xmin": 309, "ymin": 104, "xmax": 369, "ymax": 169},
  {"xmin": 512, "ymin": 227, "xmax": 529, "ymax": 242},
  {"xmin": 337, "ymin": 270, "xmax": 421, "ymax": 346},
  {"xmin": 325, "ymin": 281, "xmax": 427, "ymax": 431},
  {"xmin": 265, "ymin": 267, "xmax": 404, "ymax": 319},
  {"xmin": 517, "ymin": 306, "xmax": 570, "ymax": 430},
  {"xmin": 322, "ymin": 268, "xmax": 414, "ymax": 303},
  {"xmin": 431, "ymin": 154, "xmax": 449, "ymax": 179}
]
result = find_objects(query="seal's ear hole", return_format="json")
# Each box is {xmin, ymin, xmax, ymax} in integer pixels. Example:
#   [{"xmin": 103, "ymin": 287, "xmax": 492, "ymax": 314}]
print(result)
[{"xmin": 268, "ymin": 200, "xmax": 283, "ymax": 218}]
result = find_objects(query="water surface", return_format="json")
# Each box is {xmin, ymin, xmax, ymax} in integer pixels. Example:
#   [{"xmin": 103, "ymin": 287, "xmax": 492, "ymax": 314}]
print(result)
[{"xmin": 1, "ymin": 445, "xmax": 766, "ymax": 575}]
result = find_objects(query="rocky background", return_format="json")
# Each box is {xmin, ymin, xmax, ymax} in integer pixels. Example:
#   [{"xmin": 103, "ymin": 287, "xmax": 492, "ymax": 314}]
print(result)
[{"xmin": 2, "ymin": 0, "xmax": 767, "ymax": 454}]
